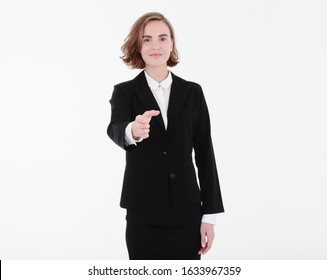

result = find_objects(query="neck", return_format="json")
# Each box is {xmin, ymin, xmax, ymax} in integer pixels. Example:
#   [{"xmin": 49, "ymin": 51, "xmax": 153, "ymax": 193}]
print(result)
[{"xmin": 145, "ymin": 66, "xmax": 169, "ymax": 83}]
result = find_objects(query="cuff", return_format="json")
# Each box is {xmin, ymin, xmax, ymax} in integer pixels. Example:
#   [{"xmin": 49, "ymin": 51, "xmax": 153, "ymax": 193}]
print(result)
[{"xmin": 201, "ymin": 213, "xmax": 218, "ymax": 225}]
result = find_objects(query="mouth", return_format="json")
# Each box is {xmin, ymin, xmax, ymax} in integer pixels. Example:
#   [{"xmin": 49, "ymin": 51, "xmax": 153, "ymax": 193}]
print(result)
[{"xmin": 150, "ymin": 53, "xmax": 162, "ymax": 58}]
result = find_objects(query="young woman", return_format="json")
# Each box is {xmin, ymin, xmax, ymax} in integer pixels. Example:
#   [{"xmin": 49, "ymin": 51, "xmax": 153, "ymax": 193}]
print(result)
[{"xmin": 107, "ymin": 12, "xmax": 224, "ymax": 260}]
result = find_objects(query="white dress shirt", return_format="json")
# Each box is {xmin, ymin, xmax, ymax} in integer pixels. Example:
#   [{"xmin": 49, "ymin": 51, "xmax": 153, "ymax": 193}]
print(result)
[{"xmin": 124, "ymin": 70, "xmax": 218, "ymax": 225}]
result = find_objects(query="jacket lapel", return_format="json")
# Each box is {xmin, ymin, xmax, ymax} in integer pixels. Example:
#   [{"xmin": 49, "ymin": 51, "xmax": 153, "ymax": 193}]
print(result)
[
  {"xmin": 132, "ymin": 71, "xmax": 165, "ymax": 131},
  {"xmin": 167, "ymin": 72, "xmax": 189, "ymax": 138}
]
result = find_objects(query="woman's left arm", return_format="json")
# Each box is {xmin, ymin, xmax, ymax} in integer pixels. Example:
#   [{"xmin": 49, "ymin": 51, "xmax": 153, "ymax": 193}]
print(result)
[{"xmin": 193, "ymin": 84, "xmax": 224, "ymax": 215}]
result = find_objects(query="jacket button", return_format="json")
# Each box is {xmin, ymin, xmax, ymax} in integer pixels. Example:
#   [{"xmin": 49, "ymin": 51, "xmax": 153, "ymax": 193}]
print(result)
[{"xmin": 169, "ymin": 173, "xmax": 175, "ymax": 179}]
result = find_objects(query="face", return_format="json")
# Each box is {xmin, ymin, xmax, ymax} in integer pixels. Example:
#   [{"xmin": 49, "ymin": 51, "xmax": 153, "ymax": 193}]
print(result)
[{"xmin": 140, "ymin": 20, "xmax": 173, "ymax": 69}]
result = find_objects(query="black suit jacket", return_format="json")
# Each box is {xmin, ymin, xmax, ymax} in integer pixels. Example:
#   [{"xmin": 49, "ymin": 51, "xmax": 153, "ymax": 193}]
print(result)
[{"xmin": 107, "ymin": 71, "xmax": 224, "ymax": 214}]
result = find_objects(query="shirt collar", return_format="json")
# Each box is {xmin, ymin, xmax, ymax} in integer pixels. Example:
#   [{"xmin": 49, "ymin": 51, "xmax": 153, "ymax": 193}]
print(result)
[{"xmin": 144, "ymin": 70, "xmax": 173, "ymax": 91}]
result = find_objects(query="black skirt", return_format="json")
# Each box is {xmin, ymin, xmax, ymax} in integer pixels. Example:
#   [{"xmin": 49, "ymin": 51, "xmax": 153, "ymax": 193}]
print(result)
[{"xmin": 125, "ymin": 205, "xmax": 202, "ymax": 260}]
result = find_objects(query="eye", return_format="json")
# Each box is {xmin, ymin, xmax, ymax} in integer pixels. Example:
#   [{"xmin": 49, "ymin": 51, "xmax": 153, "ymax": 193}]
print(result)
[
  {"xmin": 160, "ymin": 37, "xmax": 167, "ymax": 41},
  {"xmin": 143, "ymin": 38, "xmax": 150, "ymax": 43}
]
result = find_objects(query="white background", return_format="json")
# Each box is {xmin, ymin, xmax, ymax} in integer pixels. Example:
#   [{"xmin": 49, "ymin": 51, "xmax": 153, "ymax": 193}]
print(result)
[{"xmin": 0, "ymin": 0, "xmax": 326, "ymax": 259}]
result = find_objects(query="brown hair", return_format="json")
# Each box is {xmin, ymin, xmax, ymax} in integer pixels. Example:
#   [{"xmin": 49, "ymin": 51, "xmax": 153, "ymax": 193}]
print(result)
[{"xmin": 121, "ymin": 12, "xmax": 179, "ymax": 69}]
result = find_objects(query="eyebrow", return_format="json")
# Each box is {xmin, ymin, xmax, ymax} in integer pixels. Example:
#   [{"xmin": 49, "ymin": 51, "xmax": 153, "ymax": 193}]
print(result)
[{"xmin": 142, "ymin": 34, "xmax": 169, "ymax": 38}]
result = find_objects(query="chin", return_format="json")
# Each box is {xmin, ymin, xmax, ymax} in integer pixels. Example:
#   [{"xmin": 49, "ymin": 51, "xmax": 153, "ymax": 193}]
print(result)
[{"xmin": 146, "ymin": 62, "xmax": 167, "ymax": 68}]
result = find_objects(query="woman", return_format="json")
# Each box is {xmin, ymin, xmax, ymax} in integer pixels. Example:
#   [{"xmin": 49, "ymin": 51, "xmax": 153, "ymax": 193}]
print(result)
[{"xmin": 107, "ymin": 12, "xmax": 224, "ymax": 260}]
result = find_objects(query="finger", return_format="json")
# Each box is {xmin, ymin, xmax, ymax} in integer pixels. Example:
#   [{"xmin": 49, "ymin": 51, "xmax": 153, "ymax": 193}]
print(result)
[
  {"xmin": 134, "ymin": 122, "xmax": 149, "ymax": 130},
  {"xmin": 198, "ymin": 239, "xmax": 210, "ymax": 255},
  {"xmin": 134, "ymin": 121, "xmax": 150, "ymax": 129},
  {"xmin": 141, "ymin": 128, "xmax": 150, "ymax": 136},
  {"xmin": 135, "ymin": 115, "xmax": 149, "ymax": 124},
  {"xmin": 202, "ymin": 246, "xmax": 210, "ymax": 255},
  {"xmin": 139, "ymin": 124, "xmax": 150, "ymax": 129},
  {"xmin": 198, "ymin": 244, "xmax": 209, "ymax": 255},
  {"xmin": 203, "ymin": 233, "xmax": 215, "ymax": 254},
  {"xmin": 198, "ymin": 247, "xmax": 205, "ymax": 255},
  {"xmin": 198, "ymin": 232, "xmax": 207, "ymax": 255},
  {"xmin": 201, "ymin": 233, "xmax": 207, "ymax": 249},
  {"xmin": 143, "ymin": 110, "xmax": 160, "ymax": 118},
  {"xmin": 132, "ymin": 121, "xmax": 148, "ymax": 139},
  {"xmin": 136, "ymin": 115, "xmax": 154, "ymax": 125},
  {"xmin": 142, "ymin": 132, "xmax": 149, "ymax": 139}
]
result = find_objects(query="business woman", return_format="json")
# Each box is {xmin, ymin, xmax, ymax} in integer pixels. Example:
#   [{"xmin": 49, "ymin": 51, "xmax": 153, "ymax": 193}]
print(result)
[{"xmin": 107, "ymin": 12, "xmax": 224, "ymax": 260}]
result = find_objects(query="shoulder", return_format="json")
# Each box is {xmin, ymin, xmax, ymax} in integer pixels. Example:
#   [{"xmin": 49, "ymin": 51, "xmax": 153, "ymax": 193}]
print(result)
[
  {"xmin": 171, "ymin": 73, "xmax": 207, "ymax": 106},
  {"xmin": 114, "ymin": 71, "xmax": 146, "ymax": 91},
  {"xmin": 171, "ymin": 73, "xmax": 205, "ymax": 103},
  {"xmin": 171, "ymin": 72, "xmax": 203, "ymax": 92},
  {"xmin": 114, "ymin": 78, "xmax": 134, "ymax": 92}
]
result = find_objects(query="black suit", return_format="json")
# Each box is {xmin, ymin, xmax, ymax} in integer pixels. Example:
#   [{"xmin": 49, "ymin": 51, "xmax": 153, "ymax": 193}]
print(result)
[{"xmin": 107, "ymin": 70, "xmax": 224, "ymax": 215}]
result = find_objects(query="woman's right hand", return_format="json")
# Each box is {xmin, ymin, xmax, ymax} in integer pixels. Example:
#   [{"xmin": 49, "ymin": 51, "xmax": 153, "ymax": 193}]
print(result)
[{"xmin": 131, "ymin": 110, "xmax": 160, "ymax": 140}]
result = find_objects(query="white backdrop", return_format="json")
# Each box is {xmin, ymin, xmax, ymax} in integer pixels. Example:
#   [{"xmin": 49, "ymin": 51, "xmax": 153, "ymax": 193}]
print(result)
[{"xmin": 0, "ymin": 0, "xmax": 326, "ymax": 259}]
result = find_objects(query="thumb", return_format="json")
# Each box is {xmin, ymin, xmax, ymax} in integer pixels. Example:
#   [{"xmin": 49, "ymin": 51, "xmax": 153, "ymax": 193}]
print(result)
[
  {"xmin": 143, "ymin": 110, "xmax": 160, "ymax": 118},
  {"xmin": 201, "ymin": 234, "xmax": 207, "ymax": 248}
]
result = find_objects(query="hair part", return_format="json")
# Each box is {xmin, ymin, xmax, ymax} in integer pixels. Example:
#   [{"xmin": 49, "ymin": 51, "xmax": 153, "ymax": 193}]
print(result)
[{"xmin": 120, "ymin": 12, "xmax": 179, "ymax": 69}]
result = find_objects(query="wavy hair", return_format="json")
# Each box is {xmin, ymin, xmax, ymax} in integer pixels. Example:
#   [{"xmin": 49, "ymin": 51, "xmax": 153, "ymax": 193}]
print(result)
[{"xmin": 120, "ymin": 12, "xmax": 179, "ymax": 69}]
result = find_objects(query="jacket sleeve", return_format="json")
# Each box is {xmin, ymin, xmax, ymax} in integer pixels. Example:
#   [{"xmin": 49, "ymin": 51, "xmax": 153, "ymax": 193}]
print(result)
[
  {"xmin": 107, "ymin": 85, "xmax": 137, "ymax": 152},
  {"xmin": 193, "ymin": 85, "xmax": 224, "ymax": 214}
]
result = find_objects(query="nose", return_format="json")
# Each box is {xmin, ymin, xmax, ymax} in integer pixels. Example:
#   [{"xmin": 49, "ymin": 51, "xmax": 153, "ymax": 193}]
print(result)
[{"xmin": 151, "ymin": 41, "xmax": 160, "ymax": 50}]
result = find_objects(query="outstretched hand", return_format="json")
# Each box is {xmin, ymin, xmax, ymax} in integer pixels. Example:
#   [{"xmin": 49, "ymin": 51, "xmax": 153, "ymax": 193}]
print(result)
[{"xmin": 132, "ymin": 110, "xmax": 160, "ymax": 140}]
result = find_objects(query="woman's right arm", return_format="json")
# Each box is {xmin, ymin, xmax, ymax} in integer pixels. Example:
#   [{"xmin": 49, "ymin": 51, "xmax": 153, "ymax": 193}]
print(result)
[
  {"xmin": 107, "ymin": 85, "xmax": 136, "ymax": 151},
  {"xmin": 107, "ymin": 85, "xmax": 159, "ymax": 150}
]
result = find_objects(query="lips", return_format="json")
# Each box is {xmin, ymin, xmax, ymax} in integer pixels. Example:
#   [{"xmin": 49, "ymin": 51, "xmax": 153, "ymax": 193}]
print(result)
[{"xmin": 150, "ymin": 53, "xmax": 162, "ymax": 58}]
